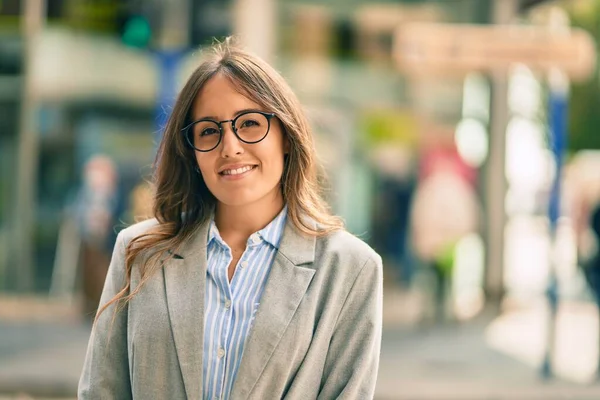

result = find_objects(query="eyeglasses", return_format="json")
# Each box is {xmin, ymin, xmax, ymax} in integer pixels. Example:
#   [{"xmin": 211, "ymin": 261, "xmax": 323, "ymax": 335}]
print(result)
[{"xmin": 182, "ymin": 110, "xmax": 276, "ymax": 152}]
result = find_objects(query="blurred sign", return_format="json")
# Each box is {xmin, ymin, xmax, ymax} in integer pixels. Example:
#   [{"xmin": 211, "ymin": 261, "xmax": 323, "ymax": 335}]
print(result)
[{"xmin": 394, "ymin": 23, "xmax": 596, "ymax": 81}]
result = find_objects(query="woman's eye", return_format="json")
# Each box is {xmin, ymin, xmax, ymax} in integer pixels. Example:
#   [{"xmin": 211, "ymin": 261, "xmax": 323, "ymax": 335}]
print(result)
[
  {"xmin": 241, "ymin": 119, "xmax": 259, "ymax": 128},
  {"xmin": 201, "ymin": 128, "xmax": 219, "ymax": 136}
]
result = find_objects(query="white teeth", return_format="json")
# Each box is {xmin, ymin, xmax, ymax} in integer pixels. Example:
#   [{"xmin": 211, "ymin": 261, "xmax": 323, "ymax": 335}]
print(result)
[{"xmin": 222, "ymin": 165, "xmax": 255, "ymax": 175}]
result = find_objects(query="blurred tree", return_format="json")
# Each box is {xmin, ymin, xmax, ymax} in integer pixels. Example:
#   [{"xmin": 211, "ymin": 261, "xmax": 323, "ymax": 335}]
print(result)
[
  {"xmin": 0, "ymin": 0, "xmax": 20, "ymax": 30},
  {"xmin": 564, "ymin": 0, "xmax": 600, "ymax": 151},
  {"xmin": 62, "ymin": 0, "xmax": 119, "ymax": 33}
]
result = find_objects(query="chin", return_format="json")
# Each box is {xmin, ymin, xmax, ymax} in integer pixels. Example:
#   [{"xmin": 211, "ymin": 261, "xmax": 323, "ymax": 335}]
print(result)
[
  {"xmin": 214, "ymin": 191, "xmax": 261, "ymax": 208},
  {"xmin": 217, "ymin": 198, "xmax": 255, "ymax": 207}
]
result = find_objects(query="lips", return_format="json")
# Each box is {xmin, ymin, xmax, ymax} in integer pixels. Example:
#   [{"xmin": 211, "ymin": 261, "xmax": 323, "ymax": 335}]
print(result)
[{"xmin": 218, "ymin": 164, "xmax": 258, "ymax": 176}]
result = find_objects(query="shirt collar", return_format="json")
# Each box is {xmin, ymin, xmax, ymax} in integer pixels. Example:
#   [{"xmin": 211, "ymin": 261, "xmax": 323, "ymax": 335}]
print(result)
[
  {"xmin": 208, "ymin": 205, "xmax": 288, "ymax": 249},
  {"xmin": 207, "ymin": 220, "xmax": 219, "ymax": 245},
  {"xmin": 258, "ymin": 205, "xmax": 288, "ymax": 249}
]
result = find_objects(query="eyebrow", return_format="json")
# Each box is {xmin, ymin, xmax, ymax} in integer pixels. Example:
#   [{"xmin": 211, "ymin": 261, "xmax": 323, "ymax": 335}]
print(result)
[{"xmin": 196, "ymin": 108, "xmax": 265, "ymax": 121}]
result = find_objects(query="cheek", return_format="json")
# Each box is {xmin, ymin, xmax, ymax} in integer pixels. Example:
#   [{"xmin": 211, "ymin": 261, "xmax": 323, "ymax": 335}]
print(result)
[
  {"xmin": 259, "ymin": 132, "xmax": 286, "ymax": 171},
  {"xmin": 195, "ymin": 155, "xmax": 214, "ymax": 180},
  {"xmin": 258, "ymin": 147, "xmax": 285, "ymax": 175},
  {"xmin": 263, "ymin": 159, "xmax": 286, "ymax": 189}
]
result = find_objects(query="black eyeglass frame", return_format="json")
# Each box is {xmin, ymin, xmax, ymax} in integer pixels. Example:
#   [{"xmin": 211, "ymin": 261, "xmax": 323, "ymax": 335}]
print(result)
[{"xmin": 181, "ymin": 110, "xmax": 276, "ymax": 152}]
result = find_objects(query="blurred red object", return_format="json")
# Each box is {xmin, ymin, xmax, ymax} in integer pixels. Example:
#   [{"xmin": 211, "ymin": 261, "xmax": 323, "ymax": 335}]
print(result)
[{"xmin": 419, "ymin": 145, "xmax": 477, "ymax": 186}]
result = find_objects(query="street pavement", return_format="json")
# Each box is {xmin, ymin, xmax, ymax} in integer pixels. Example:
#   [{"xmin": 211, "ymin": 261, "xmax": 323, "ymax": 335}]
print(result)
[
  {"xmin": 0, "ymin": 319, "xmax": 88, "ymax": 398},
  {"xmin": 378, "ymin": 321, "xmax": 600, "ymax": 400},
  {"xmin": 2, "ymin": 294, "xmax": 600, "ymax": 399}
]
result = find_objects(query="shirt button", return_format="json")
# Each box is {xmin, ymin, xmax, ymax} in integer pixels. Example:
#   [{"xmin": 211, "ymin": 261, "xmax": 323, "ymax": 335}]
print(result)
[
  {"xmin": 241, "ymin": 260, "xmax": 248, "ymax": 268},
  {"xmin": 251, "ymin": 234, "xmax": 260, "ymax": 244},
  {"xmin": 217, "ymin": 348, "xmax": 225, "ymax": 358},
  {"xmin": 225, "ymin": 300, "xmax": 231, "ymax": 309}
]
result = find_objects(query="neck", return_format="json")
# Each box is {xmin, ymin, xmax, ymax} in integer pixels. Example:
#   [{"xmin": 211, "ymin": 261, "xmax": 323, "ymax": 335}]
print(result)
[{"xmin": 214, "ymin": 190, "xmax": 285, "ymax": 242}]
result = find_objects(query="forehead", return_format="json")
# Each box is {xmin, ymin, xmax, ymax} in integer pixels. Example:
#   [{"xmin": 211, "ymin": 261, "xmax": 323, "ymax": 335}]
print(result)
[{"xmin": 192, "ymin": 74, "xmax": 262, "ymax": 119}]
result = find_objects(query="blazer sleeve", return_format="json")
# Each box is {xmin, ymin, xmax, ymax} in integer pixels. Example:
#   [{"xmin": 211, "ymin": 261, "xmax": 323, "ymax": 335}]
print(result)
[
  {"xmin": 78, "ymin": 231, "xmax": 133, "ymax": 400},
  {"xmin": 318, "ymin": 254, "xmax": 383, "ymax": 400}
]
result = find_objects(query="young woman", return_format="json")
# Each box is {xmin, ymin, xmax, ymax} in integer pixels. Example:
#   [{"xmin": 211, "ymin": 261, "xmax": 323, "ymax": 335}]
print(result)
[{"xmin": 79, "ymin": 40, "xmax": 383, "ymax": 400}]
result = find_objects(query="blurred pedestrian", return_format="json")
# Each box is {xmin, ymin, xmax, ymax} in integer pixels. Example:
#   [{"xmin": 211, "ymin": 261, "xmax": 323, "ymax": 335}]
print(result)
[
  {"xmin": 410, "ymin": 148, "xmax": 479, "ymax": 323},
  {"xmin": 371, "ymin": 146, "xmax": 417, "ymax": 287},
  {"xmin": 79, "ymin": 39, "xmax": 383, "ymax": 399},
  {"xmin": 74, "ymin": 154, "xmax": 120, "ymax": 318},
  {"xmin": 126, "ymin": 180, "xmax": 154, "ymax": 222}
]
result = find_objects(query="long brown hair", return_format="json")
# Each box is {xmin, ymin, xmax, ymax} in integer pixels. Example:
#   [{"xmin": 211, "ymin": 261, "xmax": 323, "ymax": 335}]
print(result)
[{"xmin": 96, "ymin": 39, "xmax": 344, "ymax": 321}]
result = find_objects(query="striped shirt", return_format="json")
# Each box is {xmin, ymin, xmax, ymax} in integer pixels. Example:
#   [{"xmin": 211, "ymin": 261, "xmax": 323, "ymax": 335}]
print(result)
[{"xmin": 203, "ymin": 206, "xmax": 288, "ymax": 400}]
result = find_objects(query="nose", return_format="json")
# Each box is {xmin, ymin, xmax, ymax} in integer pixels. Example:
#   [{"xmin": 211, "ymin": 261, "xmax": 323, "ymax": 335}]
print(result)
[{"xmin": 219, "ymin": 122, "xmax": 244, "ymax": 158}]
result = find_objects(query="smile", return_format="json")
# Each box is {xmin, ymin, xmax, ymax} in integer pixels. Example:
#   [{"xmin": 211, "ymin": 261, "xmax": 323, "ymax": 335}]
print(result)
[{"xmin": 220, "ymin": 165, "xmax": 257, "ymax": 175}]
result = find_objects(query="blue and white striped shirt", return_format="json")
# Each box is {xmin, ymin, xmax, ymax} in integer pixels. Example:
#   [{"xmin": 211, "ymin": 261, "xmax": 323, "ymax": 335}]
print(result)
[{"xmin": 203, "ymin": 206, "xmax": 288, "ymax": 400}]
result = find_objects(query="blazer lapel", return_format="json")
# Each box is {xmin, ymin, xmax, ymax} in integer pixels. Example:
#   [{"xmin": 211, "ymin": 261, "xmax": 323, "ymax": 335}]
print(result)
[
  {"xmin": 230, "ymin": 218, "xmax": 316, "ymax": 399},
  {"xmin": 163, "ymin": 221, "xmax": 210, "ymax": 400}
]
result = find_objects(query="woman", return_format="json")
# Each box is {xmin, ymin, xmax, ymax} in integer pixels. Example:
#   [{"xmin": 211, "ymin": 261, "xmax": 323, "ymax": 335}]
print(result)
[{"xmin": 79, "ymin": 40, "xmax": 383, "ymax": 400}]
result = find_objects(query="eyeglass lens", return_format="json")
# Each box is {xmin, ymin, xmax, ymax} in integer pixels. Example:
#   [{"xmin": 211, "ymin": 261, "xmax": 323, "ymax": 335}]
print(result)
[{"xmin": 190, "ymin": 112, "xmax": 269, "ymax": 151}]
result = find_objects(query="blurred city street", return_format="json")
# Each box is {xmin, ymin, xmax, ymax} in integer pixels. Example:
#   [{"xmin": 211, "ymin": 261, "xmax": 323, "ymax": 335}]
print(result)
[{"xmin": 4, "ymin": 0, "xmax": 600, "ymax": 398}]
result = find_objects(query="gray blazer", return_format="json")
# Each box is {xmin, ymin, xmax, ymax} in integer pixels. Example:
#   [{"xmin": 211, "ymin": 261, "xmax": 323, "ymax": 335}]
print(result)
[{"xmin": 78, "ymin": 216, "xmax": 383, "ymax": 399}]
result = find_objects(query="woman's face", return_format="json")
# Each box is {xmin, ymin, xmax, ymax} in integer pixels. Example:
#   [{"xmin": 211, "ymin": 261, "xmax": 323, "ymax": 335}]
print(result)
[{"xmin": 191, "ymin": 74, "xmax": 289, "ymax": 208}]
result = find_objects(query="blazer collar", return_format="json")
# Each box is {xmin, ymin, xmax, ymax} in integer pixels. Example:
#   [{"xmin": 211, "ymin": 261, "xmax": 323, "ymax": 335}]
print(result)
[
  {"xmin": 276, "ymin": 214, "xmax": 316, "ymax": 266},
  {"xmin": 163, "ymin": 214, "xmax": 317, "ymax": 400},
  {"xmin": 163, "ymin": 220, "xmax": 210, "ymax": 400}
]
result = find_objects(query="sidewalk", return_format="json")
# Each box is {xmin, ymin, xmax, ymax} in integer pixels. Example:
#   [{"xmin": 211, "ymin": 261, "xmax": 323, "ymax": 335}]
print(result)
[
  {"xmin": 2, "ymin": 295, "xmax": 600, "ymax": 399},
  {"xmin": 0, "ymin": 296, "xmax": 88, "ymax": 398},
  {"xmin": 0, "ymin": 319, "xmax": 89, "ymax": 398},
  {"xmin": 376, "ymin": 320, "xmax": 600, "ymax": 399},
  {"xmin": 377, "ymin": 283, "xmax": 600, "ymax": 400}
]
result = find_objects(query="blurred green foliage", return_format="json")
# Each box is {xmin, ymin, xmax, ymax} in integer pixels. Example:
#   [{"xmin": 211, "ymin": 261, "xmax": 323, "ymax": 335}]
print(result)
[
  {"xmin": 359, "ymin": 109, "xmax": 418, "ymax": 148},
  {"xmin": 565, "ymin": 0, "xmax": 600, "ymax": 151}
]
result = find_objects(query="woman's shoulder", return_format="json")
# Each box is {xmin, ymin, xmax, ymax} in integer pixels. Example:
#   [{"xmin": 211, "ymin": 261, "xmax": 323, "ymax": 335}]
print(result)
[
  {"xmin": 116, "ymin": 218, "xmax": 160, "ymax": 246},
  {"xmin": 316, "ymin": 228, "xmax": 381, "ymax": 269}
]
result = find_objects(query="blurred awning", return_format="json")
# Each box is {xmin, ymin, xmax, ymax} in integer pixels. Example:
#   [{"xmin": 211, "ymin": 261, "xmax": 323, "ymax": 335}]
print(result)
[{"xmin": 29, "ymin": 29, "xmax": 157, "ymax": 107}]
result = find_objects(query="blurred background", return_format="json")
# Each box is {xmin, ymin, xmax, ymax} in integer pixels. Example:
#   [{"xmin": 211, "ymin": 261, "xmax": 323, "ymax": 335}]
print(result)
[{"xmin": 3, "ymin": 0, "xmax": 600, "ymax": 399}]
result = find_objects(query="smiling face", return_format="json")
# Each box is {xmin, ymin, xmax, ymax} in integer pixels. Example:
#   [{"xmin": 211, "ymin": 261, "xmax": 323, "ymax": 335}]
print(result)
[{"xmin": 191, "ymin": 73, "xmax": 289, "ymax": 209}]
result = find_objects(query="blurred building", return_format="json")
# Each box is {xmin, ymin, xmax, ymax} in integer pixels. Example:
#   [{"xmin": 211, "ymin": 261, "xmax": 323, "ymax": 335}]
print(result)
[{"xmin": 0, "ymin": 0, "xmax": 591, "ymax": 308}]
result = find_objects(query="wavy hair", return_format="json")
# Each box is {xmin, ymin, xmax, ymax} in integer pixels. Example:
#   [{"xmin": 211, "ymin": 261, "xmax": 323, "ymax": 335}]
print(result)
[{"xmin": 96, "ymin": 39, "xmax": 344, "ymax": 321}]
